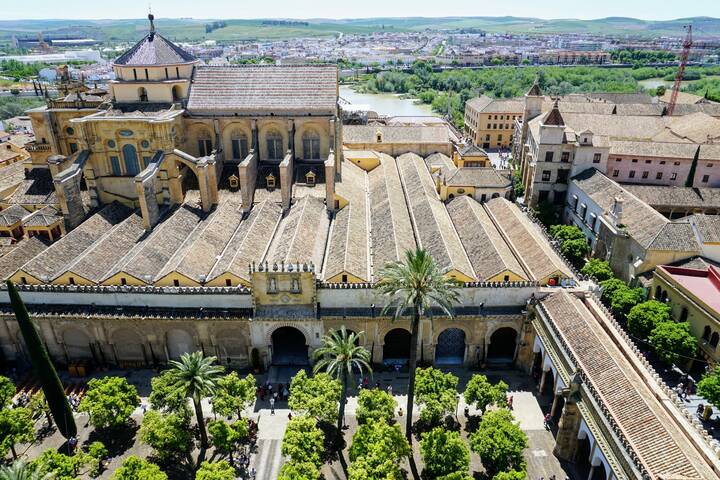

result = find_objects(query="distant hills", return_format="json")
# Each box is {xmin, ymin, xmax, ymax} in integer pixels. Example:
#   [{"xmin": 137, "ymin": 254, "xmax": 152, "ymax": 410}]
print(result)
[{"xmin": 0, "ymin": 16, "xmax": 718, "ymax": 44}]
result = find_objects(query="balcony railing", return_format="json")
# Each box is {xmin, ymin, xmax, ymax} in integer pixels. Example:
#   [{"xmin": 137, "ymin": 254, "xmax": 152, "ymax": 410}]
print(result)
[{"xmin": 26, "ymin": 142, "xmax": 52, "ymax": 153}]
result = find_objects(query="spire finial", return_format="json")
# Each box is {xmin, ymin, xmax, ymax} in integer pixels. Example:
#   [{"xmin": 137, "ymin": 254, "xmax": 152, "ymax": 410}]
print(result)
[{"xmin": 148, "ymin": 8, "xmax": 155, "ymax": 36}]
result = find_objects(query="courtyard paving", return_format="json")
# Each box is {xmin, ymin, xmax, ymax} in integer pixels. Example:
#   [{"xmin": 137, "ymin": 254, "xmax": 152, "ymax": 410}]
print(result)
[{"xmin": 6, "ymin": 367, "xmax": 576, "ymax": 479}]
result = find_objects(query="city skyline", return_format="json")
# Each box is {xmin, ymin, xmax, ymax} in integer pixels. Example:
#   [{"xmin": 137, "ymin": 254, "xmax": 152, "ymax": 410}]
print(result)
[{"xmin": 3, "ymin": 0, "xmax": 719, "ymax": 21}]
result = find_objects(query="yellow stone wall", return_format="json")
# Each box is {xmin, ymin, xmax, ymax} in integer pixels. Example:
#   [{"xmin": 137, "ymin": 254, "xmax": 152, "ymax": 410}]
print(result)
[
  {"xmin": 652, "ymin": 271, "xmax": 720, "ymax": 366},
  {"xmin": 101, "ymin": 272, "xmax": 147, "ymax": 286},
  {"xmin": 155, "ymin": 272, "xmax": 202, "ymax": 287},
  {"xmin": 252, "ymin": 271, "xmax": 317, "ymax": 307}
]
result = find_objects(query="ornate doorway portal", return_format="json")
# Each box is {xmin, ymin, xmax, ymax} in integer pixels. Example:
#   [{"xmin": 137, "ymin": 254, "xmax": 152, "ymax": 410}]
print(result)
[
  {"xmin": 435, "ymin": 328, "xmax": 466, "ymax": 365},
  {"xmin": 271, "ymin": 327, "xmax": 308, "ymax": 365}
]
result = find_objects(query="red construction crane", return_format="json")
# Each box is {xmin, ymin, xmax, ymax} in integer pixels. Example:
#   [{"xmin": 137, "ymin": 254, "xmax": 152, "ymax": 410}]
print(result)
[{"xmin": 667, "ymin": 25, "xmax": 693, "ymax": 116}]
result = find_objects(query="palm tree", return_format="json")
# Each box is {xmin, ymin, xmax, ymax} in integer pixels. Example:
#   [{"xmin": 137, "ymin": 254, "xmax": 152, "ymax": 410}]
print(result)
[
  {"xmin": 375, "ymin": 248, "xmax": 460, "ymax": 445},
  {"xmin": 313, "ymin": 327, "xmax": 372, "ymax": 432},
  {"xmin": 169, "ymin": 351, "xmax": 225, "ymax": 449},
  {"xmin": 0, "ymin": 461, "xmax": 52, "ymax": 480}
]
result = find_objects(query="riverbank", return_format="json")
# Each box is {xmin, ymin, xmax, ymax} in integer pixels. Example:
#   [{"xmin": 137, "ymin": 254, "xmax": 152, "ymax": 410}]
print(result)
[{"xmin": 339, "ymin": 85, "xmax": 435, "ymax": 117}]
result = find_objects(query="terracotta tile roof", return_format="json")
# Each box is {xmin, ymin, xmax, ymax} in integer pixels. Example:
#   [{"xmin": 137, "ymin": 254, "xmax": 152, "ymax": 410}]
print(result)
[
  {"xmin": 622, "ymin": 185, "xmax": 720, "ymax": 210},
  {"xmin": 114, "ymin": 33, "xmax": 197, "ymax": 66},
  {"xmin": 265, "ymin": 195, "xmax": 330, "ymax": 267},
  {"xmin": 669, "ymin": 103, "xmax": 720, "ymax": 117},
  {"xmin": 466, "ymin": 96, "xmax": 524, "ymax": 114},
  {"xmin": 397, "ymin": 153, "xmax": 474, "ymax": 279},
  {"xmin": 208, "ymin": 200, "xmax": 282, "ymax": 283},
  {"xmin": 446, "ymin": 167, "xmax": 511, "ymax": 188},
  {"xmin": 646, "ymin": 222, "xmax": 700, "ymax": 252},
  {"xmin": 0, "ymin": 162, "xmax": 26, "ymax": 195},
  {"xmin": 4, "ymin": 168, "xmax": 56, "ymax": 207},
  {"xmin": 660, "ymin": 89, "xmax": 706, "ymax": 105},
  {"xmin": 483, "ymin": 197, "xmax": 572, "ymax": 281},
  {"xmin": 689, "ymin": 214, "xmax": 720, "ymax": 244},
  {"xmin": 164, "ymin": 197, "xmax": 245, "ymax": 283},
  {"xmin": 187, "ymin": 65, "xmax": 338, "ymax": 115},
  {"xmin": 457, "ymin": 144, "xmax": 488, "ymax": 157},
  {"xmin": 324, "ymin": 162, "xmax": 369, "ymax": 282},
  {"xmin": 446, "ymin": 196, "xmax": 527, "ymax": 281},
  {"xmin": 570, "ymin": 169, "xmax": 669, "ymax": 249},
  {"xmin": 62, "ymin": 210, "xmax": 146, "ymax": 283},
  {"xmin": 20, "ymin": 202, "xmax": 133, "ymax": 281},
  {"xmin": 543, "ymin": 102, "xmax": 565, "ymax": 126},
  {"xmin": 22, "ymin": 206, "xmax": 61, "ymax": 227},
  {"xmin": 0, "ymin": 205, "xmax": 29, "ymax": 226},
  {"xmin": 539, "ymin": 291, "xmax": 715, "ymax": 479},
  {"xmin": 0, "ymin": 237, "xmax": 49, "ymax": 281},
  {"xmin": 367, "ymin": 154, "xmax": 416, "ymax": 278},
  {"xmin": 343, "ymin": 125, "xmax": 450, "ymax": 145},
  {"xmin": 109, "ymin": 204, "xmax": 206, "ymax": 283},
  {"xmin": 424, "ymin": 153, "xmax": 457, "ymax": 179},
  {"xmin": 609, "ymin": 140, "xmax": 698, "ymax": 159}
]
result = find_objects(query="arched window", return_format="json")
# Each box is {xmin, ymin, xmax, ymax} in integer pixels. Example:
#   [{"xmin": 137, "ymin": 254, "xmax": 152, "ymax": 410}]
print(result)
[
  {"xmin": 703, "ymin": 325, "xmax": 711, "ymax": 341},
  {"xmin": 266, "ymin": 129, "xmax": 283, "ymax": 160},
  {"xmin": 122, "ymin": 144, "xmax": 139, "ymax": 176},
  {"xmin": 654, "ymin": 285, "xmax": 662, "ymax": 299},
  {"xmin": 302, "ymin": 129, "xmax": 321, "ymax": 160},
  {"xmin": 230, "ymin": 131, "xmax": 249, "ymax": 160},
  {"xmin": 172, "ymin": 85, "xmax": 182, "ymax": 102},
  {"xmin": 711, "ymin": 332, "xmax": 719, "ymax": 348},
  {"xmin": 138, "ymin": 87, "xmax": 148, "ymax": 102},
  {"xmin": 197, "ymin": 130, "xmax": 212, "ymax": 157},
  {"xmin": 679, "ymin": 307, "xmax": 689, "ymax": 322}
]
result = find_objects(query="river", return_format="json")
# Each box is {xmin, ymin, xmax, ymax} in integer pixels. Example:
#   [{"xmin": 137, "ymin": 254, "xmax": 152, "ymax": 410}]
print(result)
[{"xmin": 339, "ymin": 85, "xmax": 436, "ymax": 117}]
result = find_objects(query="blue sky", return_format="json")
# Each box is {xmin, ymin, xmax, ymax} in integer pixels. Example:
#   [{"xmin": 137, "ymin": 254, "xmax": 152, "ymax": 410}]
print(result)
[{"xmin": 4, "ymin": 0, "xmax": 719, "ymax": 21}]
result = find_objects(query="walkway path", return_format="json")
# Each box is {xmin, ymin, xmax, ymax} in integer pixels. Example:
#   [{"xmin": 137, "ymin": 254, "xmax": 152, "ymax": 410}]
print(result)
[{"xmin": 253, "ymin": 408, "xmax": 290, "ymax": 480}]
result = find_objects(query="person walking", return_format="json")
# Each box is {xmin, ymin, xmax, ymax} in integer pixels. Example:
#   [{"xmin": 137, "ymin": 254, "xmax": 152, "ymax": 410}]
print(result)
[{"xmin": 269, "ymin": 396, "xmax": 275, "ymax": 415}]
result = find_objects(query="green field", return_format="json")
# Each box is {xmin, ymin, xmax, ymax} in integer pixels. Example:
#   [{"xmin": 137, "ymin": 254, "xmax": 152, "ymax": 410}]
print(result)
[{"xmin": 0, "ymin": 16, "xmax": 717, "ymax": 44}]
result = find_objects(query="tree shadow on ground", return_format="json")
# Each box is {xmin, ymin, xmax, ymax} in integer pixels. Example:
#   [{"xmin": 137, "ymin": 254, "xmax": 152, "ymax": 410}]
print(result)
[
  {"xmin": 412, "ymin": 415, "xmax": 461, "ymax": 441},
  {"xmin": 84, "ymin": 419, "xmax": 139, "ymax": 458},
  {"xmin": 149, "ymin": 452, "xmax": 196, "ymax": 480},
  {"xmin": 318, "ymin": 420, "xmax": 344, "ymax": 463},
  {"xmin": 465, "ymin": 414, "xmax": 482, "ymax": 434}
]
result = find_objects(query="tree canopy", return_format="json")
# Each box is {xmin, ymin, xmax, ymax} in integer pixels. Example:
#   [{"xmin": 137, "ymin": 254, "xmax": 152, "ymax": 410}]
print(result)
[
  {"xmin": 0, "ymin": 407, "xmax": 34, "ymax": 460},
  {"xmin": 281, "ymin": 415, "xmax": 325, "ymax": 468},
  {"xmin": 698, "ymin": 369, "xmax": 720, "ymax": 409},
  {"xmin": 349, "ymin": 419, "xmax": 410, "ymax": 463},
  {"xmin": 208, "ymin": 419, "xmax": 249, "ymax": 464},
  {"xmin": 414, "ymin": 367, "xmax": 459, "ymax": 424},
  {"xmin": 288, "ymin": 370, "xmax": 341, "ymax": 424},
  {"xmin": 79, "ymin": 376, "xmax": 140, "ymax": 430},
  {"xmin": 469, "ymin": 409, "xmax": 528, "ymax": 478},
  {"xmin": 111, "ymin": 456, "xmax": 168, "ymax": 480},
  {"xmin": 420, "ymin": 427, "xmax": 470, "ymax": 478},
  {"xmin": 278, "ymin": 461, "xmax": 321, "ymax": 480},
  {"xmin": 138, "ymin": 410, "xmax": 192, "ymax": 461},
  {"xmin": 600, "ymin": 278, "xmax": 627, "ymax": 304},
  {"xmin": 149, "ymin": 370, "xmax": 190, "ymax": 416},
  {"xmin": 649, "ymin": 321, "xmax": 697, "ymax": 366},
  {"xmin": 212, "ymin": 372, "xmax": 256, "ymax": 419},
  {"xmin": 0, "ymin": 376, "xmax": 15, "ymax": 408},
  {"xmin": 549, "ymin": 225, "xmax": 585, "ymax": 243},
  {"xmin": 626, "ymin": 300, "xmax": 672, "ymax": 339},
  {"xmin": 463, "ymin": 374, "xmax": 508, "ymax": 414},
  {"xmin": 31, "ymin": 450, "xmax": 91, "ymax": 480},
  {"xmin": 195, "ymin": 461, "xmax": 236, "ymax": 480},
  {"xmin": 356, "ymin": 388, "xmax": 397, "ymax": 424},
  {"xmin": 580, "ymin": 258, "xmax": 614, "ymax": 282},
  {"xmin": 610, "ymin": 286, "xmax": 645, "ymax": 318}
]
